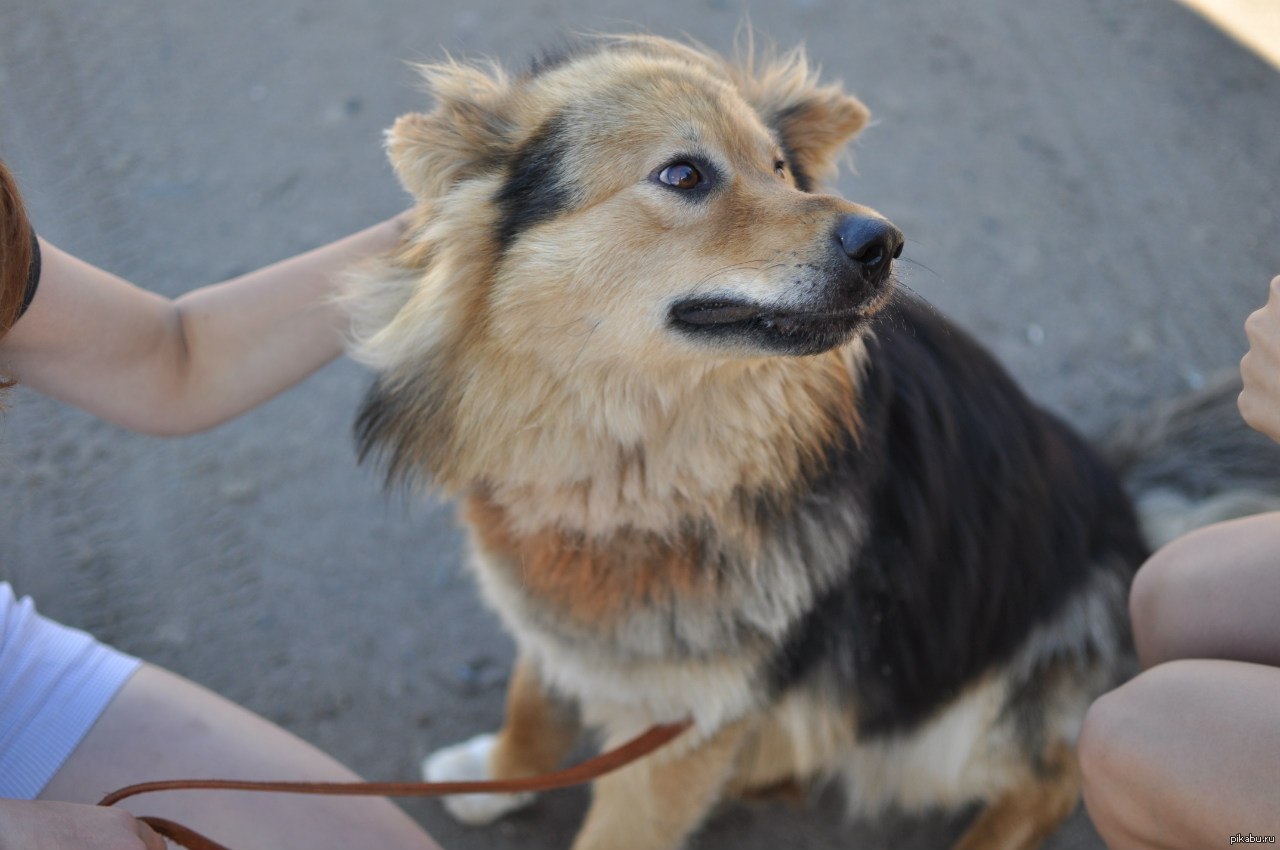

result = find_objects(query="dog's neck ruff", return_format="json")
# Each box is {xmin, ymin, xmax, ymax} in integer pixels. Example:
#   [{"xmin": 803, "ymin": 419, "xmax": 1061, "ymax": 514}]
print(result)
[{"xmin": 450, "ymin": 343, "xmax": 865, "ymax": 538}]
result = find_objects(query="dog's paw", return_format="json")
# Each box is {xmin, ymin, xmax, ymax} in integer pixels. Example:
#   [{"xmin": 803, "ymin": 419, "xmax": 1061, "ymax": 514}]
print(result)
[{"xmin": 423, "ymin": 733, "xmax": 537, "ymax": 825}]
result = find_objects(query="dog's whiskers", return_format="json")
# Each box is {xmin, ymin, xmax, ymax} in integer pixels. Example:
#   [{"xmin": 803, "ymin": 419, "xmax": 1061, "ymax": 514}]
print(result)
[
  {"xmin": 532, "ymin": 317, "xmax": 606, "ymax": 335},
  {"xmin": 695, "ymin": 259, "xmax": 776, "ymax": 289},
  {"xmin": 897, "ymin": 256, "xmax": 942, "ymax": 283}
]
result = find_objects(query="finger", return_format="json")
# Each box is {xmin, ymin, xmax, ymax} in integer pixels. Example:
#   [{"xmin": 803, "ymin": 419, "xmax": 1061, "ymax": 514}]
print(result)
[
  {"xmin": 1244, "ymin": 307, "xmax": 1263, "ymax": 342},
  {"xmin": 136, "ymin": 818, "xmax": 169, "ymax": 850}
]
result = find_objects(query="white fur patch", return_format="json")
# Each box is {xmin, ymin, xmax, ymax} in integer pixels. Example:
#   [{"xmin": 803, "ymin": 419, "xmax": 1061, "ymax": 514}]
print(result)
[
  {"xmin": 518, "ymin": 623, "xmax": 766, "ymax": 734},
  {"xmin": 423, "ymin": 733, "xmax": 537, "ymax": 825},
  {"xmin": 842, "ymin": 673, "xmax": 1016, "ymax": 815}
]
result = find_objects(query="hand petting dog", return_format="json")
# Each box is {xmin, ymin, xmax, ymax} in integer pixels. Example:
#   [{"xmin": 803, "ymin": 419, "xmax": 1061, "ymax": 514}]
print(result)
[{"xmin": 1240, "ymin": 274, "xmax": 1280, "ymax": 443}]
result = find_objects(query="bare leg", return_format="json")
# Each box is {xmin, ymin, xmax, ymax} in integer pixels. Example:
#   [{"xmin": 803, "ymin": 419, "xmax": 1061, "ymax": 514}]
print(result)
[
  {"xmin": 1130, "ymin": 511, "xmax": 1280, "ymax": 668},
  {"xmin": 1080, "ymin": 659, "xmax": 1280, "ymax": 849},
  {"xmin": 40, "ymin": 663, "xmax": 444, "ymax": 850},
  {"xmin": 570, "ymin": 721, "xmax": 745, "ymax": 850}
]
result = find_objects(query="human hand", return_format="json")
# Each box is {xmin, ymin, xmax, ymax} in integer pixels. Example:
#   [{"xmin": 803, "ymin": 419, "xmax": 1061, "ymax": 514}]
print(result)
[
  {"xmin": 0, "ymin": 798, "xmax": 165, "ymax": 850},
  {"xmin": 1240, "ymin": 274, "xmax": 1280, "ymax": 443}
]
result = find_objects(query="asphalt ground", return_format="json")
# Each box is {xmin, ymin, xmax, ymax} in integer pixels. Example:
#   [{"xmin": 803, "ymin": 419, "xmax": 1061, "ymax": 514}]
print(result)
[{"xmin": 1, "ymin": 2, "xmax": 1278, "ymax": 848}]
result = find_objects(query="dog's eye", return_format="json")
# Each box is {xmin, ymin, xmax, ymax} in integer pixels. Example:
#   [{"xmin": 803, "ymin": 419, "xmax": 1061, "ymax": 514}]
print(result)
[
  {"xmin": 774, "ymin": 160, "xmax": 787, "ymax": 178},
  {"xmin": 658, "ymin": 163, "xmax": 703, "ymax": 190}
]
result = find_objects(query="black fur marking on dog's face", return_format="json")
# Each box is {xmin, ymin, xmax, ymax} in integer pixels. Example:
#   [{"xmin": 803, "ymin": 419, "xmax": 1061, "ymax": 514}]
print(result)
[
  {"xmin": 355, "ymin": 378, "xmax": 415, "ymax": 487},
  {"xmin": 526, "ymin": 43, "xmax": 592, "ymax": 78},
  {"xmin": 765, "ymin": 297, "xmax": 1148, "ymax": 735},
  {"xmin": 494, "ymin": 113, "xmax": 576, "ymax": 246},
  {"xmin": 355, "ymin": 371, "xmax": 454, "ymax": 490},
  {"xmin": 768, "ymin": 103, "xmax": 815, "ymax": 192}
]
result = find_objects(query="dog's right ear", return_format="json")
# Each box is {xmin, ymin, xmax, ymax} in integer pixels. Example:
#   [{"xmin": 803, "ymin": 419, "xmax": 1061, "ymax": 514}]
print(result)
[
  {"xmin": 731, "ymin": 44, "xmax": 869, "ymax": 192},
  {"xmin": 387, "ymin": 62, "xmax": 513, "ymax": 199}
]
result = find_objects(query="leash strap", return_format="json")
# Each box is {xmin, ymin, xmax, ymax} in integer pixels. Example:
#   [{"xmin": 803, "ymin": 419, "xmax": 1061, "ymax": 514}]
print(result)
[
  {"xmin": 100, "ymin": 720, "xmax": 693, "ymax": 850},
  {"xmin": 137, "ymin": 816, "xmax": 236, "ymax": 850}
]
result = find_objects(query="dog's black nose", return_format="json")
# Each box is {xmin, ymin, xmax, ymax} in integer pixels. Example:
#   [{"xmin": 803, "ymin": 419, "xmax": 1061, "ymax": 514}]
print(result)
[{"xmin": 835, "ymin": 215, "xmax": 904, "ymax": 273}]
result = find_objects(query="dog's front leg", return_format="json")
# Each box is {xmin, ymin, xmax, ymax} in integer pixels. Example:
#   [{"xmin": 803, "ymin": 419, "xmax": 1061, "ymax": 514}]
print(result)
[
  {"xmin": 489, "ymin": 654, "xmax": 580, "ymax": 779},
  {"xmin": 571, "ymin": 720, "xmax": 748, "ymax": 850},
  {"xmin": 950, "ymin": 741, "xmax": 1081, "ymax": 850},
  {"xmin": 425, "ymin": 654, "xmax": 579, "ymax": 824}
]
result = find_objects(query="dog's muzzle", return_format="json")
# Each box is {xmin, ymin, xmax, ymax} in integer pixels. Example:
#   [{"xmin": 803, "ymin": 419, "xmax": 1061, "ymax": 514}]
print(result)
[{"xmin": 669, "ymin": 213, "xmax": 904, "ymax": 356}]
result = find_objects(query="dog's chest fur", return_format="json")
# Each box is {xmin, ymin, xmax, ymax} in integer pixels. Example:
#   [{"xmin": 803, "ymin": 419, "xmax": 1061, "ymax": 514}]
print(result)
[
  {"xmin": 464, "ymin": 486, "xmax": 864, "ymax": 657},
  {"xmin": 464, "ymin": 491, "xmax": 866, "ymax": 730},
  {"xmin": 452, "ymin": 351, "xmax": 873, "ymax": 727}
]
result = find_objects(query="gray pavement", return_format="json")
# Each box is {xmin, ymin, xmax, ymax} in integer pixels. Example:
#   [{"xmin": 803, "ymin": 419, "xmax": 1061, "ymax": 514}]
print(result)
[{"xmin": 1, "ymin": 1, "xmax": 1278, "ymax": 848}]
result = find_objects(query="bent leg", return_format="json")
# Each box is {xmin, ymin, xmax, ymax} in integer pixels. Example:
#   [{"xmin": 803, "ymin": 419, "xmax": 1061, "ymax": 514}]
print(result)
[
  {"xmin": 952, "ymin": 741, "xmax": 1080, "ymax": 850},
  {"xmin": 423, "ymin": 654, "xmax": 578, "ymax": 825},
  {"xmin": 489, "ymin": 655, "xmax": 580, "ymax": 779},
  {"xmin": 40, "ymin": 663, "xmax": 444, "ymax": 850},
  {"xmin": 571, "ymin": 721, "xmax": 745, "ymax": 850},
  {"xmin": 1130, "ymin": 511, "xmax": 1280, "ymax": 668},
  {"xmin": 1079, "ymin": 658, "xmax": 1280, "ymax": 850}
]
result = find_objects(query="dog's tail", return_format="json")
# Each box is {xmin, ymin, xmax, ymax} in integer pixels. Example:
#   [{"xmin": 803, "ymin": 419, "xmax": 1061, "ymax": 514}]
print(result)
[{"xmin": 1101, "ymin": 370, "xmax": 1280, "ymax": 549}]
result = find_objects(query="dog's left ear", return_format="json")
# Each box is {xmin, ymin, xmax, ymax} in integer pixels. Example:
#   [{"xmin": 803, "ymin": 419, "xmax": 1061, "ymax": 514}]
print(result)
[
  {"xmin": 736, "ymin": 49, "xmax": 870, "ymax": 192},
  {"xmin": 387, "ymin": 61, "xmax": 514, "ymax": 200}
]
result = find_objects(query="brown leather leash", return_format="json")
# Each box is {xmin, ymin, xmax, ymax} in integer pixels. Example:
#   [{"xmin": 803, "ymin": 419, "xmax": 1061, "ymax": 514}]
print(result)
[{"xmin": 97, "ymin": 720, "xmax": 692, "ymax": 850}]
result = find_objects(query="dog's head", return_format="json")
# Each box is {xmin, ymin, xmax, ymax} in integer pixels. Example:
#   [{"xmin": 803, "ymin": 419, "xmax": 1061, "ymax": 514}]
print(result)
[
  {"xmin": 351, "ymin": 35, "xmax": 899, "ymax": 492},
  {"xmin": 378, "ymin": 35, "xmax": 899, "ymax": 368}
]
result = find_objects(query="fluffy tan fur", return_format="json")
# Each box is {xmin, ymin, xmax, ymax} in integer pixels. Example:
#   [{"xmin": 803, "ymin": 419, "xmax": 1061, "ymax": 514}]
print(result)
[{"xmin": 348, "ymin": 33, "xmax": 1082, "ymax": 850}]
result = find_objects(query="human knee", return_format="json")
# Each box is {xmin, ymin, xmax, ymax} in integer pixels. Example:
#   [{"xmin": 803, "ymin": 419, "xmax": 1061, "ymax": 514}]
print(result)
[
  {"xmin": 1080, "ymin": 667, "xmax": 1195, "ymax": 847},
  {"xmin": 1079, "ymin": 685, "xmax": 1139, "ymax": 806},
  {"xmin": 1080, "ymin": 687, "xmax": 1141, "ymax": 846},
  {"xmin": 1129, "ymin": 531, "xmax": 1215, "ymax": 667}
]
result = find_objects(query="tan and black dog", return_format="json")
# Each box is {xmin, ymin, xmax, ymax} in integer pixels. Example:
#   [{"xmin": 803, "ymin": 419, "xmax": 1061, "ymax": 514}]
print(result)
[{"xmin": 344, "ymin": 34, "xmax": 1202, "ymax": 850}]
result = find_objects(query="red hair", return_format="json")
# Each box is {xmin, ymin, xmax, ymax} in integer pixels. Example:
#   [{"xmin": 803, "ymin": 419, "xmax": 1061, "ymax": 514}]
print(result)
[{"xmin": 0, "ymin": 158, "xmax": 34, "ymax": 387}]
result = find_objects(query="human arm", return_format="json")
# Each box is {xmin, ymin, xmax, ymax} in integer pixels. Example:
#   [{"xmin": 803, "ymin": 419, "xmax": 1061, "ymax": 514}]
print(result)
[
  {"xmin": 1238, "ymin": 274, "xmax": 1280, "ymax": 443},
  {"xmin": 0, "ymin": 215, "xmax": 407, "ymax": 436}
]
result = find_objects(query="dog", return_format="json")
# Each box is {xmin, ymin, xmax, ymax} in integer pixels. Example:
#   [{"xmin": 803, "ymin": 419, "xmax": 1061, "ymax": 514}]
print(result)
[{"xmin": 343, "ymin": 33, "xmax": 1256, "ymax": 850}]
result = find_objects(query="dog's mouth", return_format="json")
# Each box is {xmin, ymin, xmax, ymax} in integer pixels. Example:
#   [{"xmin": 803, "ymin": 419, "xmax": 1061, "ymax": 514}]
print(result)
[
  {"xmin": 673, "ymin": 299, "xmax": 866, "ymax": 331},
  {"xmin": 669, "ymin": 296, "xmax": 881, "ymax": 356}
]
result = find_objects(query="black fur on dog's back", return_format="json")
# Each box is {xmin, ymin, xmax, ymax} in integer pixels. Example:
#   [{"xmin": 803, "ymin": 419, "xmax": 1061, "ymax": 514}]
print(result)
[{"xmin": 769, "ymin": 297, "xmax": 1149, "ymax": 737}]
